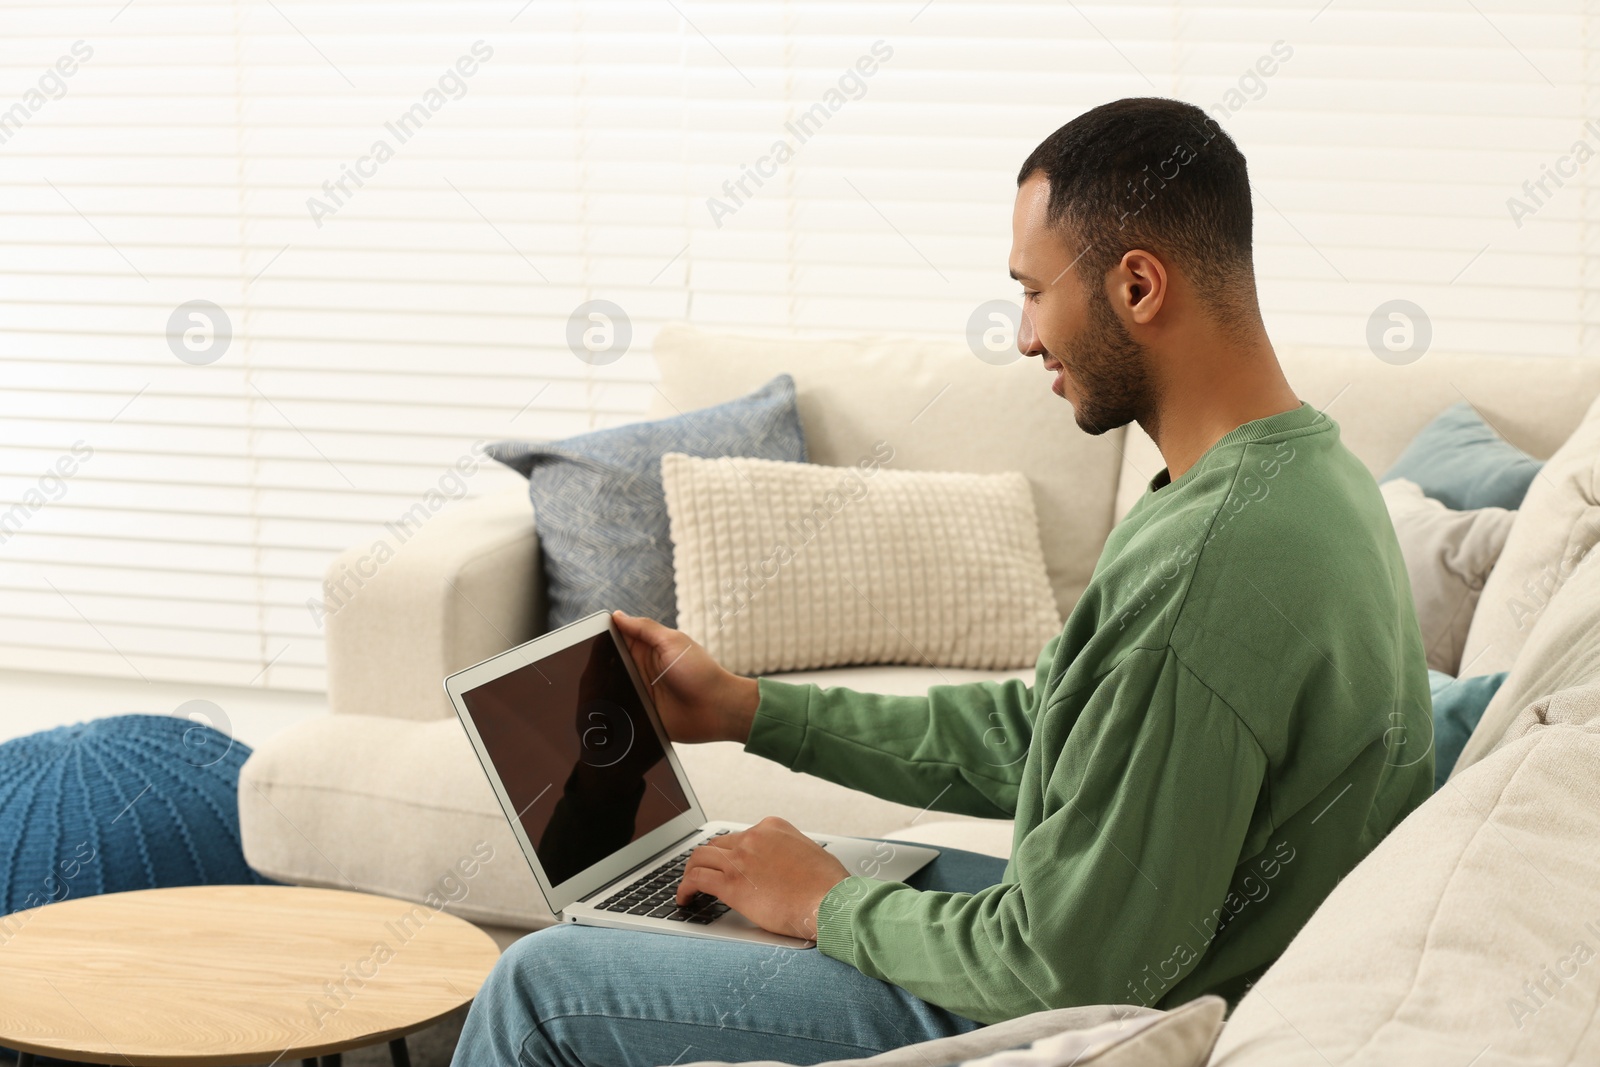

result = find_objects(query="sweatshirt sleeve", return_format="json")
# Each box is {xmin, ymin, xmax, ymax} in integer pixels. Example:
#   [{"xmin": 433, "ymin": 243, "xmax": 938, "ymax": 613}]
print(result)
[
  {"xmin": 811, "ymin": 646, "xmax": 1267, "ymax": 1023},
  {"xmin": 742, "ymin": 635, "xmax": 1060, "ymax": 819}
]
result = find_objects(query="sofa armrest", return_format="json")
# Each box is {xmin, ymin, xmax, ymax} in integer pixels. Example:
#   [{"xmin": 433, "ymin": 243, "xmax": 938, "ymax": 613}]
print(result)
[
  {"xmin": 240, "ymin": 713, "xmax": 556, "ymax": 929},
  {"xmin": 324, "ymin": 485, "xmax": 543, "ymax": 722}
]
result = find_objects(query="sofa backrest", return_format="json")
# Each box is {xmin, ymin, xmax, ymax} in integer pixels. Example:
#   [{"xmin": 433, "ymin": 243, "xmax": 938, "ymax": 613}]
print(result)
[
  {"xmin": 649, "ymin": 323, "xmax": 1128, "ymax": 620},
  {"xmin": 1455, "ymin": 389, "xmax": 1600, "ymax": 768},
  {"xmin": 651, "ymin": 325, "xmax": 1600, "ymax": 631},
  {"xmin": 1116, "ymin": 346, "xmax": 1600, "ymax": 519}
]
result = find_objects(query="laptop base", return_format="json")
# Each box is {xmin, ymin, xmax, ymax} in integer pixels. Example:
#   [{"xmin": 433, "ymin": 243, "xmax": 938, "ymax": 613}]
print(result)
[{"xmin": 562, "ymin": 820, "xmax": 940, "ymax": 949}]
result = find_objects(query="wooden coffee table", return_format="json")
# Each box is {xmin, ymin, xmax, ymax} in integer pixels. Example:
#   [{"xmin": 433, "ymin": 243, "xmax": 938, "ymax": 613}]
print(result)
[{"xmin": 0, "ymin": 884, "xmax": 501, "ymax": 1066}]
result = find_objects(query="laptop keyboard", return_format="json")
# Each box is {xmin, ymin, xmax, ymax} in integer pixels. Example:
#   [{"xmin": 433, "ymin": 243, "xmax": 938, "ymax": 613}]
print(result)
[{"xmin": 592, "ymin": 829, "xmax": 735, "ymax": 925}]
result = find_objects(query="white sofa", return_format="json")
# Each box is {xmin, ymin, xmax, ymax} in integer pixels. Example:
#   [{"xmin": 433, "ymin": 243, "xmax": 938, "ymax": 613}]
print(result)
[{"xmin": 240, "ymin": 324, "xmax": 1600, "ymax": 1064}]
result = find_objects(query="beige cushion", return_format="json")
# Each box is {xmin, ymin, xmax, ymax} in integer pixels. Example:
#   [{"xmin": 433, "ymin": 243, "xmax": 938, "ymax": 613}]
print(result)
[
  {"xmin": 962, "ymin": 997, "xmax": 1224, "ymax": 1067},
  {"xmin": 1378, "ymin": 478, "xmax": 1515, "ymax": 675},
  {"xmin": 649, "ymin": 323, "xmax": 1127, "ymax": 620},
  {"xmin": 766, "ymin": 663, "xmax": 1033, "ymax": 695},
  {"xmin": 1460, "ymin": 391, "xmax": 1600, "ymax": 678},
  {"xmin": 681, "ymin": 996, "xmax": 1223, "ymax": 1067},
  {"xmin": 1114, "ymin": 347, "xmax": 1600, "ymax": 521},
  {"xmin": 1208, "ymin": 683, "xmax": 1600, "ymax": 1066},
  {"xmin": 884, "ymin": 818, "xmax": 1013, "ymax": 859},
  {"xmin": 1453, "ymin": 485, "xmax": 1600, "ymax": 776},
  {"xmin": 663, "ymin": 453, "xmax": 1060, "ymax": 675}
]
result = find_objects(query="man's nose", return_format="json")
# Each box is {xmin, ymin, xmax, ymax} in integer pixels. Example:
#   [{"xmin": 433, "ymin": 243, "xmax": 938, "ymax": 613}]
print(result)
[{"xmin": 1017, "ymin": 310, "xmax": 1042, "ymax": 357}]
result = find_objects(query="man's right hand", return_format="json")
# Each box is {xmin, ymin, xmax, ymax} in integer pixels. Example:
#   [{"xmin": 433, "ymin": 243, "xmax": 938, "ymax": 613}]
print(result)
[{"xmin": 612, "ymin": 611, "xmax": 758, "ymax": 745}]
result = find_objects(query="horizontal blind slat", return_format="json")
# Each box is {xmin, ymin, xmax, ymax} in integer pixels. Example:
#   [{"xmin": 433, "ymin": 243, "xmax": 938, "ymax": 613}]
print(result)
[{"xmin": 1, "ymin": 0, "xmax": 1593, "ymax": 689}]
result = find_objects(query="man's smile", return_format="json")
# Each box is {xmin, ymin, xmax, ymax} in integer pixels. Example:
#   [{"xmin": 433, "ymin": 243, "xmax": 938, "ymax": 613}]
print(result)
[{"xmin": 1041, "ymin": 354, "xmax": 1068, "ymax": 397}]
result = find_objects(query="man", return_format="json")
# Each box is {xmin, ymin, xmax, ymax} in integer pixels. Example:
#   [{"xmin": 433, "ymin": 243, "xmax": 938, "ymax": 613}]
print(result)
[{"xmin": 453, "ymin": 97, "xmax": 1432, "ymax": 1066}]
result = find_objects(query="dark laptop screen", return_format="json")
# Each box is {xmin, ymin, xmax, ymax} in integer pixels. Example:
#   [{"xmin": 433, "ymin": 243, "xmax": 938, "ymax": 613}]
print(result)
[{"xmin": 460, "ymin": 631, "xmax": 692, "ymax": 887}]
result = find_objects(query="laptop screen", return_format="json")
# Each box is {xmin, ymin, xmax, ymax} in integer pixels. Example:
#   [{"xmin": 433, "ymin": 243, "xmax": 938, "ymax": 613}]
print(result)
[{"xmin": 459, "ymin": 630, "xmax": 693, "ymax": 887}]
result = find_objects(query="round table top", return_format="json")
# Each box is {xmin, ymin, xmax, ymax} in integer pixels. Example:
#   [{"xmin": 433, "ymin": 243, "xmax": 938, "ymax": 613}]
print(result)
[{"xmin": 0, "ymin": 884, "xmax": 502, "ymax": 1066}]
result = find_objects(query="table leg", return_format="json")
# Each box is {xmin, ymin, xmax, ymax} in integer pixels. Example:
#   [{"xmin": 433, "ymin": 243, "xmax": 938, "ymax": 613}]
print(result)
[{"xmin": 389, "ymin": 1037, "xmax": 412, "ymax": 1067}]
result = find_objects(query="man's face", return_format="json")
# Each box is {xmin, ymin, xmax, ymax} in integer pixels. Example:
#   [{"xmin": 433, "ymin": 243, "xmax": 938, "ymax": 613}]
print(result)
[{"xmin": 1009, "ymin": 173, "xmax": 1152, "ymax": 435}]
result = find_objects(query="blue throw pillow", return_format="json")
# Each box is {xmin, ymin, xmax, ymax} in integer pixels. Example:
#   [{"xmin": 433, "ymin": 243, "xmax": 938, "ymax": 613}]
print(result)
[
  {"xmin": 489, "ymin": 374, "xmax": 806, "ymax": 630},
  {"xmin": 1382, "ymin": 402, "xmax": 1543, "ymax": 510},
  {"xmin": 1429, "ymin": 668, "xmax": 1510, "ymax": 790}
]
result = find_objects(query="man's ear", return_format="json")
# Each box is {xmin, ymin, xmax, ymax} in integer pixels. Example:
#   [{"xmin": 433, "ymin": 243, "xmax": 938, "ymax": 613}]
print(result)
[{"xmin": 1113, "ymin": 249, "xmax": 1168, "ymax": 325}]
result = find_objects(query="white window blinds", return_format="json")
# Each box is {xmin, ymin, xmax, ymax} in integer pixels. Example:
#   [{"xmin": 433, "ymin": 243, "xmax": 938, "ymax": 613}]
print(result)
[{"xmin": 1, "ymin": 1, "xmax": 1594, "ymax": 691}]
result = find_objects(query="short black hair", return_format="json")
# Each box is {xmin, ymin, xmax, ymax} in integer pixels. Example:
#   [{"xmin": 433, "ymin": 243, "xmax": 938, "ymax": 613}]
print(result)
[{"xmin": 1017, "ymin": 97, "xmax": 1257, "ymax": 316}]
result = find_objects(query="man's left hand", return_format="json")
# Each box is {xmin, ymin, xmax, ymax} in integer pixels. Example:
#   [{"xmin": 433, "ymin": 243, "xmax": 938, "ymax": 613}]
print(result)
[{"xmin": 676, "ymin": 817, "xmax": 850, "ymax": 941}]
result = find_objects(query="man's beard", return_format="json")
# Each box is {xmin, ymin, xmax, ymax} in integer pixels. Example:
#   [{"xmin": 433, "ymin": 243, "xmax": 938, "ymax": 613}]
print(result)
[{"xmin": 1058, "ymin": 291, "xmax": 1155, "ymax": 436}]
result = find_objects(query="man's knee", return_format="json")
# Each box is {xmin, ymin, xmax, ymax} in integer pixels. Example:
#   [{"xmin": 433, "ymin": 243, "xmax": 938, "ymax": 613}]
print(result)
[
  {"xmin": 490, "ymin": 924, "xmax": 589, "ymax": 1004},
  {"xmin": 457, "ymin": 926, "xmax": 591, "ymax": 1067}
]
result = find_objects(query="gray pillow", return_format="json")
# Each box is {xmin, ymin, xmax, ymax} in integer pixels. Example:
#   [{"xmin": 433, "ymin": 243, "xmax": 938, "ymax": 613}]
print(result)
[
  {"xmin": 1379, "ymin": 478, "xmax": 1515, "ymax": 675},
  {"xmin": 488, "ymin": 374, "xmax": 806, "ymax": 630}
]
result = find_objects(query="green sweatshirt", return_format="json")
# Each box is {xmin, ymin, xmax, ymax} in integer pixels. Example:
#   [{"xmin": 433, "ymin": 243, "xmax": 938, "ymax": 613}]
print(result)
[{"xmin": 745, "ymin": 402, "xmax": 1434, "ymax": 1023}]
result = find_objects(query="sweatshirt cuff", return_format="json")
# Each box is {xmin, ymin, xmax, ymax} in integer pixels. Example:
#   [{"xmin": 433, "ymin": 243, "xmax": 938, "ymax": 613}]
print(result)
[
  {"xmin": 814, "ymin": 875, "xmax": 876, "ymax": 968},
  {"xmin": 743, "ymin": 678, "xmax": 812, "ymax": 768}
]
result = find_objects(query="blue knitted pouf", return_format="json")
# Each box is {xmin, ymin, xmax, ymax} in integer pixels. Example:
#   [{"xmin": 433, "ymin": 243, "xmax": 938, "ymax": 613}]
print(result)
[{"xmin": 0, "ymin": 712, "xmax": 272, "ymax": 916}]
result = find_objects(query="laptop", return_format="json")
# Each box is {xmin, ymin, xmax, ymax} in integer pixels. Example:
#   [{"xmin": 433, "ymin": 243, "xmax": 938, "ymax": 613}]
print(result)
[{"xmin": 445, "ymin": 609, "xmax": 939, "ymax": 949}]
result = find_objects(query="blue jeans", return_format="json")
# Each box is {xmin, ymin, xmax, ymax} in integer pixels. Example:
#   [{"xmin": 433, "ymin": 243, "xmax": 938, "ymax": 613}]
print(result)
[{"xmin": 452, "ymin": 842, "xmax": 1007, "ymax": 1067}]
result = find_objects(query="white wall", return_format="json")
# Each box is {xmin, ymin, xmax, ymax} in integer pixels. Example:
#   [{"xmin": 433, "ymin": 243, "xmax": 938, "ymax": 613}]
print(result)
[{"xmin": 0, "ymin": 0, "xmax": 1594, "ymax": 692}]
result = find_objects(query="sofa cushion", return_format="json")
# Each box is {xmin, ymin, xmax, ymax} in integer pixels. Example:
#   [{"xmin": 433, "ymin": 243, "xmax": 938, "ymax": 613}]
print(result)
[
  {"xmin": 1380, "ymin": 401, "xmax": 1544, "ymax": 510},
  {"xmin": 488, "ymin": 374, "xmax": 806, "ymax": 630},
  {"xmin": 1460, "ymin": 390, "xmax": 1600, "ymax": 679},
  {"xmin": 1378, "ymin": 478, "xmax": 1515, "ymax": 674},
  {"xmin": 681, "ymin": 996, "xmax": 1223, "ymax": 1067},
  {"xmin": 648, "ymin": 323, "xmax": 1127, "ymax": 621},
  {"xmin": 663, "ymin": 453, "xmax": 1060, "ymax": 675},
  {"xmin": 1452, "ymin": 456, "xmax": 1600, "ymax": 776},
  {"xmin": 683, "ymin": 1007, "xmax": 1163, "ymax": 1067},
  {"xmin": 884, "ymin": 818, "xmax": 1013, "ymax": 860},
  {"xmin": 763, "ymin": 663, "xmax": 1033, "ymax": 696},
  {"xmin": 1208, "ymin": 683, "xmax": 1600, "ymax": 1066},
  {"xmin": 961, "ymin": 996, "xmax": 1222, "ymax": 1067}
]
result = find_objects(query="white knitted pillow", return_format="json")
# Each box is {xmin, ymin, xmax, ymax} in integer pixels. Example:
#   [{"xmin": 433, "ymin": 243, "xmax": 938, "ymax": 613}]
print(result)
[{"xmin": 661, "ymin": 451, "xmax": 1061, "ymax": 675}]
